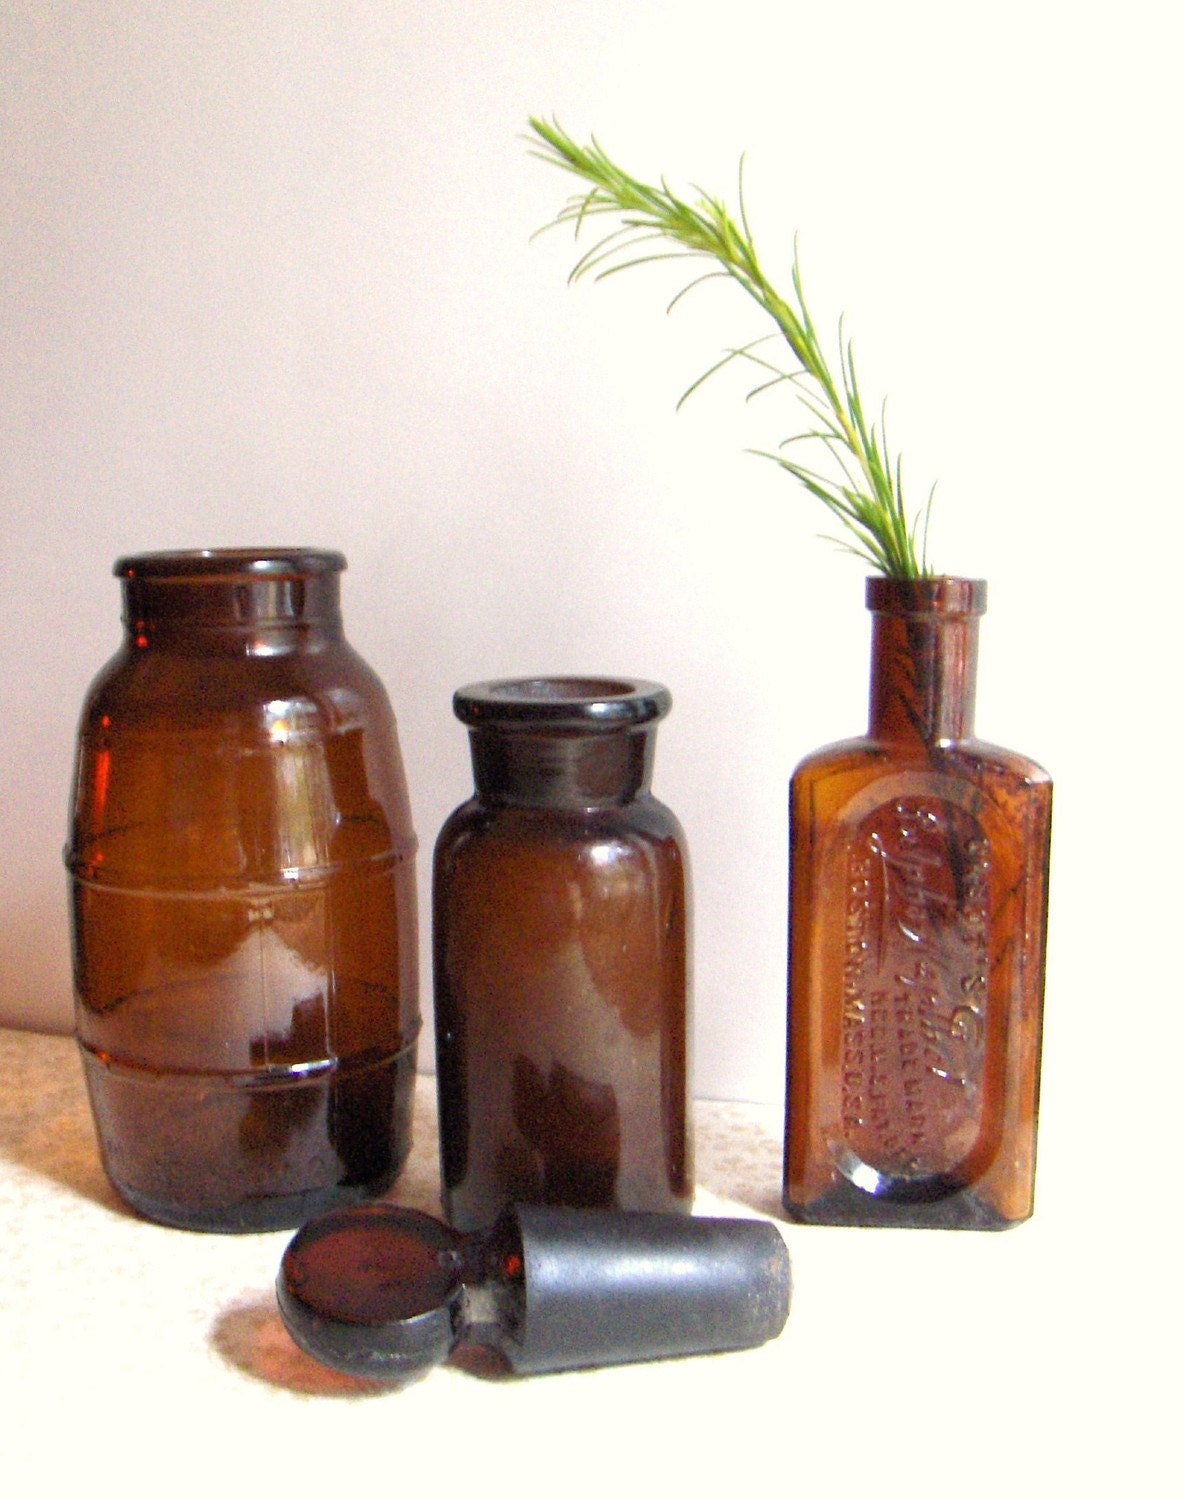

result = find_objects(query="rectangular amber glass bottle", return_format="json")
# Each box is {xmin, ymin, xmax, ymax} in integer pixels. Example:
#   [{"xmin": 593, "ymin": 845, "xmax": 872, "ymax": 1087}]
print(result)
[{"xmin": 783, "ymin": 578, "xmax": 1051, "ymax": 1228}]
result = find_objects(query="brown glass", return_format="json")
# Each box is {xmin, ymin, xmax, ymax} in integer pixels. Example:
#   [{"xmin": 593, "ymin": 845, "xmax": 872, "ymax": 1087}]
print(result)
[
  {"xmin": 433, "ymin": 678, "xmax": 692, "ymax": 1231},
  {"xmin": 66, "ymin": 550, "xmax": 420, "ymax": 1231},
  {"xmin": 783, "ymin": 578, "xmax": 1052, "ymax": 1228}
]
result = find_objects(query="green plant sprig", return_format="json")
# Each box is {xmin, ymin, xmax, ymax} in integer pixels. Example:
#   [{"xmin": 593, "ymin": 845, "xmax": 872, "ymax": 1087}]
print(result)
[{"xmin": 527, "ymin": 116, "xmax": 934, "ymax": 579}]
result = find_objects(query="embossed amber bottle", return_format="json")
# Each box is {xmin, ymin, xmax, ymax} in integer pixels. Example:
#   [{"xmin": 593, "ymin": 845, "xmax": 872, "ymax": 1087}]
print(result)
[
  {"xmin": 783, "ymin": 578, "xmax": 1051, "ymax": 1228},
  {"xmin": 434, "ymin": 678, "xmax": 692, "ymax": 1231},
  {"xmin": 67, "ymin": 550, "xmax": 420, "ymax": 1231}
]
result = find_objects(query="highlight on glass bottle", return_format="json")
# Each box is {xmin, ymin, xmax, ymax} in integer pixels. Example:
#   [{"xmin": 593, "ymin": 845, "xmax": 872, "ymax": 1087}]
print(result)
[
  {"xmin": 66, "ymin": 549, "xmax": 420, "ymax": 1232},
  {"xmin": 784, "ymin": 578, "xmax": 1052, "ymax": 1229},
  {"xmin": 433, "ymin": 677, "xmax": 693, "ymax": 1231}
]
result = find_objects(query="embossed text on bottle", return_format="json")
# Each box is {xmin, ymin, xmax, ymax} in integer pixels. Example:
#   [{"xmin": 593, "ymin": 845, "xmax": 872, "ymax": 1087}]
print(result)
[{"xmin": 838, "ymin": 797, "xmax": 990, "ymax": 1185}]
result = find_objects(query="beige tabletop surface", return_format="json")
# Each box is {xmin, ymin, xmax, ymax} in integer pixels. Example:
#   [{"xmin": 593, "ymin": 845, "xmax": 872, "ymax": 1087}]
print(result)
[{"xmin": 0, "ymin": 1025, "xmax": 1168, "ymax": 1498}]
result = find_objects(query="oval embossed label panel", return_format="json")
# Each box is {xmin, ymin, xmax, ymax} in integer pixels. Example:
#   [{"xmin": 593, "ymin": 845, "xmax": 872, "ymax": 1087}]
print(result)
[{"xmin": 835, "ymin": 794, "xmax": 991, "ymax": 1191}]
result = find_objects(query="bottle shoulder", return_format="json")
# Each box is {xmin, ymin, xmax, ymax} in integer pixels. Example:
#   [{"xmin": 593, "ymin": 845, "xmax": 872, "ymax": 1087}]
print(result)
[
  {"xmin": 961, "ymin": 738, "xmax": 1052, "ymax": 789},
  {"xmin": 792, "ymin": 733, "xmax": 1051, "ymax": 792},
  {"xmin": 789, "ymin": 735, "xmax": 1053, "ymax": 857},
  {"xmin": 791, "ymin": 734, "xmax": 880, "ymax": 780},
  {"xmin": 80, "ymin": 637, "xmax": 392, "ymax": 738},
  {"xmin": 434, "ymin": 793, "xmax": 687, "ymax": 858}
]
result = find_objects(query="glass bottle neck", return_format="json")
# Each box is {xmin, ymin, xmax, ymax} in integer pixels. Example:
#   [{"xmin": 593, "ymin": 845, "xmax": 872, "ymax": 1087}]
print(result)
[
  {"xmin": 866, "ymin": 577, "xmax": 985, "ymax": 744},
  {"xmin": 469, "ymin": 727, "xmax": 656, "ymax": 808}
]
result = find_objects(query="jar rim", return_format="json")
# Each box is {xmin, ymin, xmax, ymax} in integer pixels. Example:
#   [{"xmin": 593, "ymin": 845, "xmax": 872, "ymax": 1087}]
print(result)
[
  {"xmin": 114, "ymin": 548, "xmax": 347, "ymax": 580},
  {"xmin": 454, "ymin": 677, "xmax": 671, "ymax": 730}
]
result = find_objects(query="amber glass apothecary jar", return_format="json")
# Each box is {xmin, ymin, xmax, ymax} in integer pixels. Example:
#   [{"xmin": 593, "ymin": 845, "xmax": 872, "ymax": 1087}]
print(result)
[
  {"xmin": 433, "ymin": 677, "xmax": 693, "ymax": 1231},
  {"xmin": 784, "ymin": 577, "xmax": 1052, "ymax": 1229},
  {"xmin": 66, "ymin": 549, "xmax": 419, "ymax": 1232}
]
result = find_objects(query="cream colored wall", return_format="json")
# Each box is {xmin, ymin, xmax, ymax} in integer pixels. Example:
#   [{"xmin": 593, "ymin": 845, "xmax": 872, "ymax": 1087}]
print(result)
[{"xmin": 1, "ymin": 2, "xmax": 1176, "ymax": 1115}]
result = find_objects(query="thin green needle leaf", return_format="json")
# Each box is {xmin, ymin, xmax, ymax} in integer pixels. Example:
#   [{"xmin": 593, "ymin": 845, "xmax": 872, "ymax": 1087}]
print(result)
[
  {"xmin": 666, "ymin": 270, "xmax": 732, "ymax": 314},
  {"xmin": 675, "ymin": 338, "xmax": 775, "ymax": 409},
  {"xmin": 746, "ymin": 373, "xmax": 796, "ymax": 402},
  {"xmin": 594, "ymin": 250, "xmax": 703, "ymax": 281}
]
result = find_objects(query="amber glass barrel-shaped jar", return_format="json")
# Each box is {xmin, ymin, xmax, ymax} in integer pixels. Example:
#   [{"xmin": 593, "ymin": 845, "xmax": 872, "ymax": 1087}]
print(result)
[
  {"xmin": 784, "ymin": 578, "xmax": 1052, "ymax": 1229},
  {"xmin": 66, "ymin": 550, "xmax": 419, "ymax": 1232},
  {"xmin": 433, "ymin": 678, "xmax": 692, "ymax": 1231}
]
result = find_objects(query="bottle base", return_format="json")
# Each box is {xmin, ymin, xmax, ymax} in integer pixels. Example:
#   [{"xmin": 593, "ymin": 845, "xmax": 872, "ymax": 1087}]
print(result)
[
  {"xmin": 115, "ymin": 1170, "xmax": 403, "ymax": 1234},
  {"xmin": 782, "ymin": 1177, "xmax": 1025, "ymax": 1231},
  {"xmin": 444, "ymin": 1183, "xmax": 694, "ymax": 1234},
  {"xmin": 80, "ymin": 1040, "xmax": 417, "ymax": 1233}
]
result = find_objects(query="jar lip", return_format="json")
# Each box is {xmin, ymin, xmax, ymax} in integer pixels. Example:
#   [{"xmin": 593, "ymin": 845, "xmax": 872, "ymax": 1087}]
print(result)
[
  {"xmin": 454, "ymin": 677, "xmax": 672, "ymax": 730},
  {"xmin": 114, "ymin": 548, "xmax": 347, "ymax": 580},
  {"xmin": 866, "ymin": 575, "xmax": 986, "ymax": 615}
]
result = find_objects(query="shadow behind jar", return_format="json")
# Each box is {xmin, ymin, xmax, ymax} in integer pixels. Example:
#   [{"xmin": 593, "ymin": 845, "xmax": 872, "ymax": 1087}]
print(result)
[{"xmin": 66, "ymin": 550, "xmax": 420, "ymax": 1232}]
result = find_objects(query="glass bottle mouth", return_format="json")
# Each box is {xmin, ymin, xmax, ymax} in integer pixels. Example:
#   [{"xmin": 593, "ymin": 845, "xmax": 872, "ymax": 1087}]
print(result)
[
  {"xmin": 114, "ymin": 549, "xmax": 346, "ymax": 581},
  {"xmin": 866, "ymin": 576, "xmax": 986, "ymax": 616},
  {"xmin": 115, "ymin": 549, "xmax": 346, "ymax": 639},
  {"xmin": 454, "ymin": 677, "xmax": 671, "ymax": 732}
]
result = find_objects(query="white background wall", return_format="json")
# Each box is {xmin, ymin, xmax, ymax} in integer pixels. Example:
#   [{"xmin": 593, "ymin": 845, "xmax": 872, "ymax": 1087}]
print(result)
[{"xmin": 1, "ymin": 1, "xmax": 1178, "ymax": 1129}]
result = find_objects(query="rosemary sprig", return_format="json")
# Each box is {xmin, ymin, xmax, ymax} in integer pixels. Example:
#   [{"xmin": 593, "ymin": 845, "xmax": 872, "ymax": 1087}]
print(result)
[{"xmin": 527, "ymin": 116, "xmax": 934, "ymax": 579}]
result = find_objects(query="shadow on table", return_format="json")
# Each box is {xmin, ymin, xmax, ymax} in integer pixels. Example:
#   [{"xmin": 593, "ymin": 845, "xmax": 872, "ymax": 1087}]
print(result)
[
  {"xmin": 211, "ymin": 1291, "xmax": 512, "ymax": 1397},
  {"xmin": 211, "ymin": 1292, "xmax": 390, "ymax": 1398},
  {"xmin": 0, "ymin": 1030, "xmax": 132, "ymax": 1217}
]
